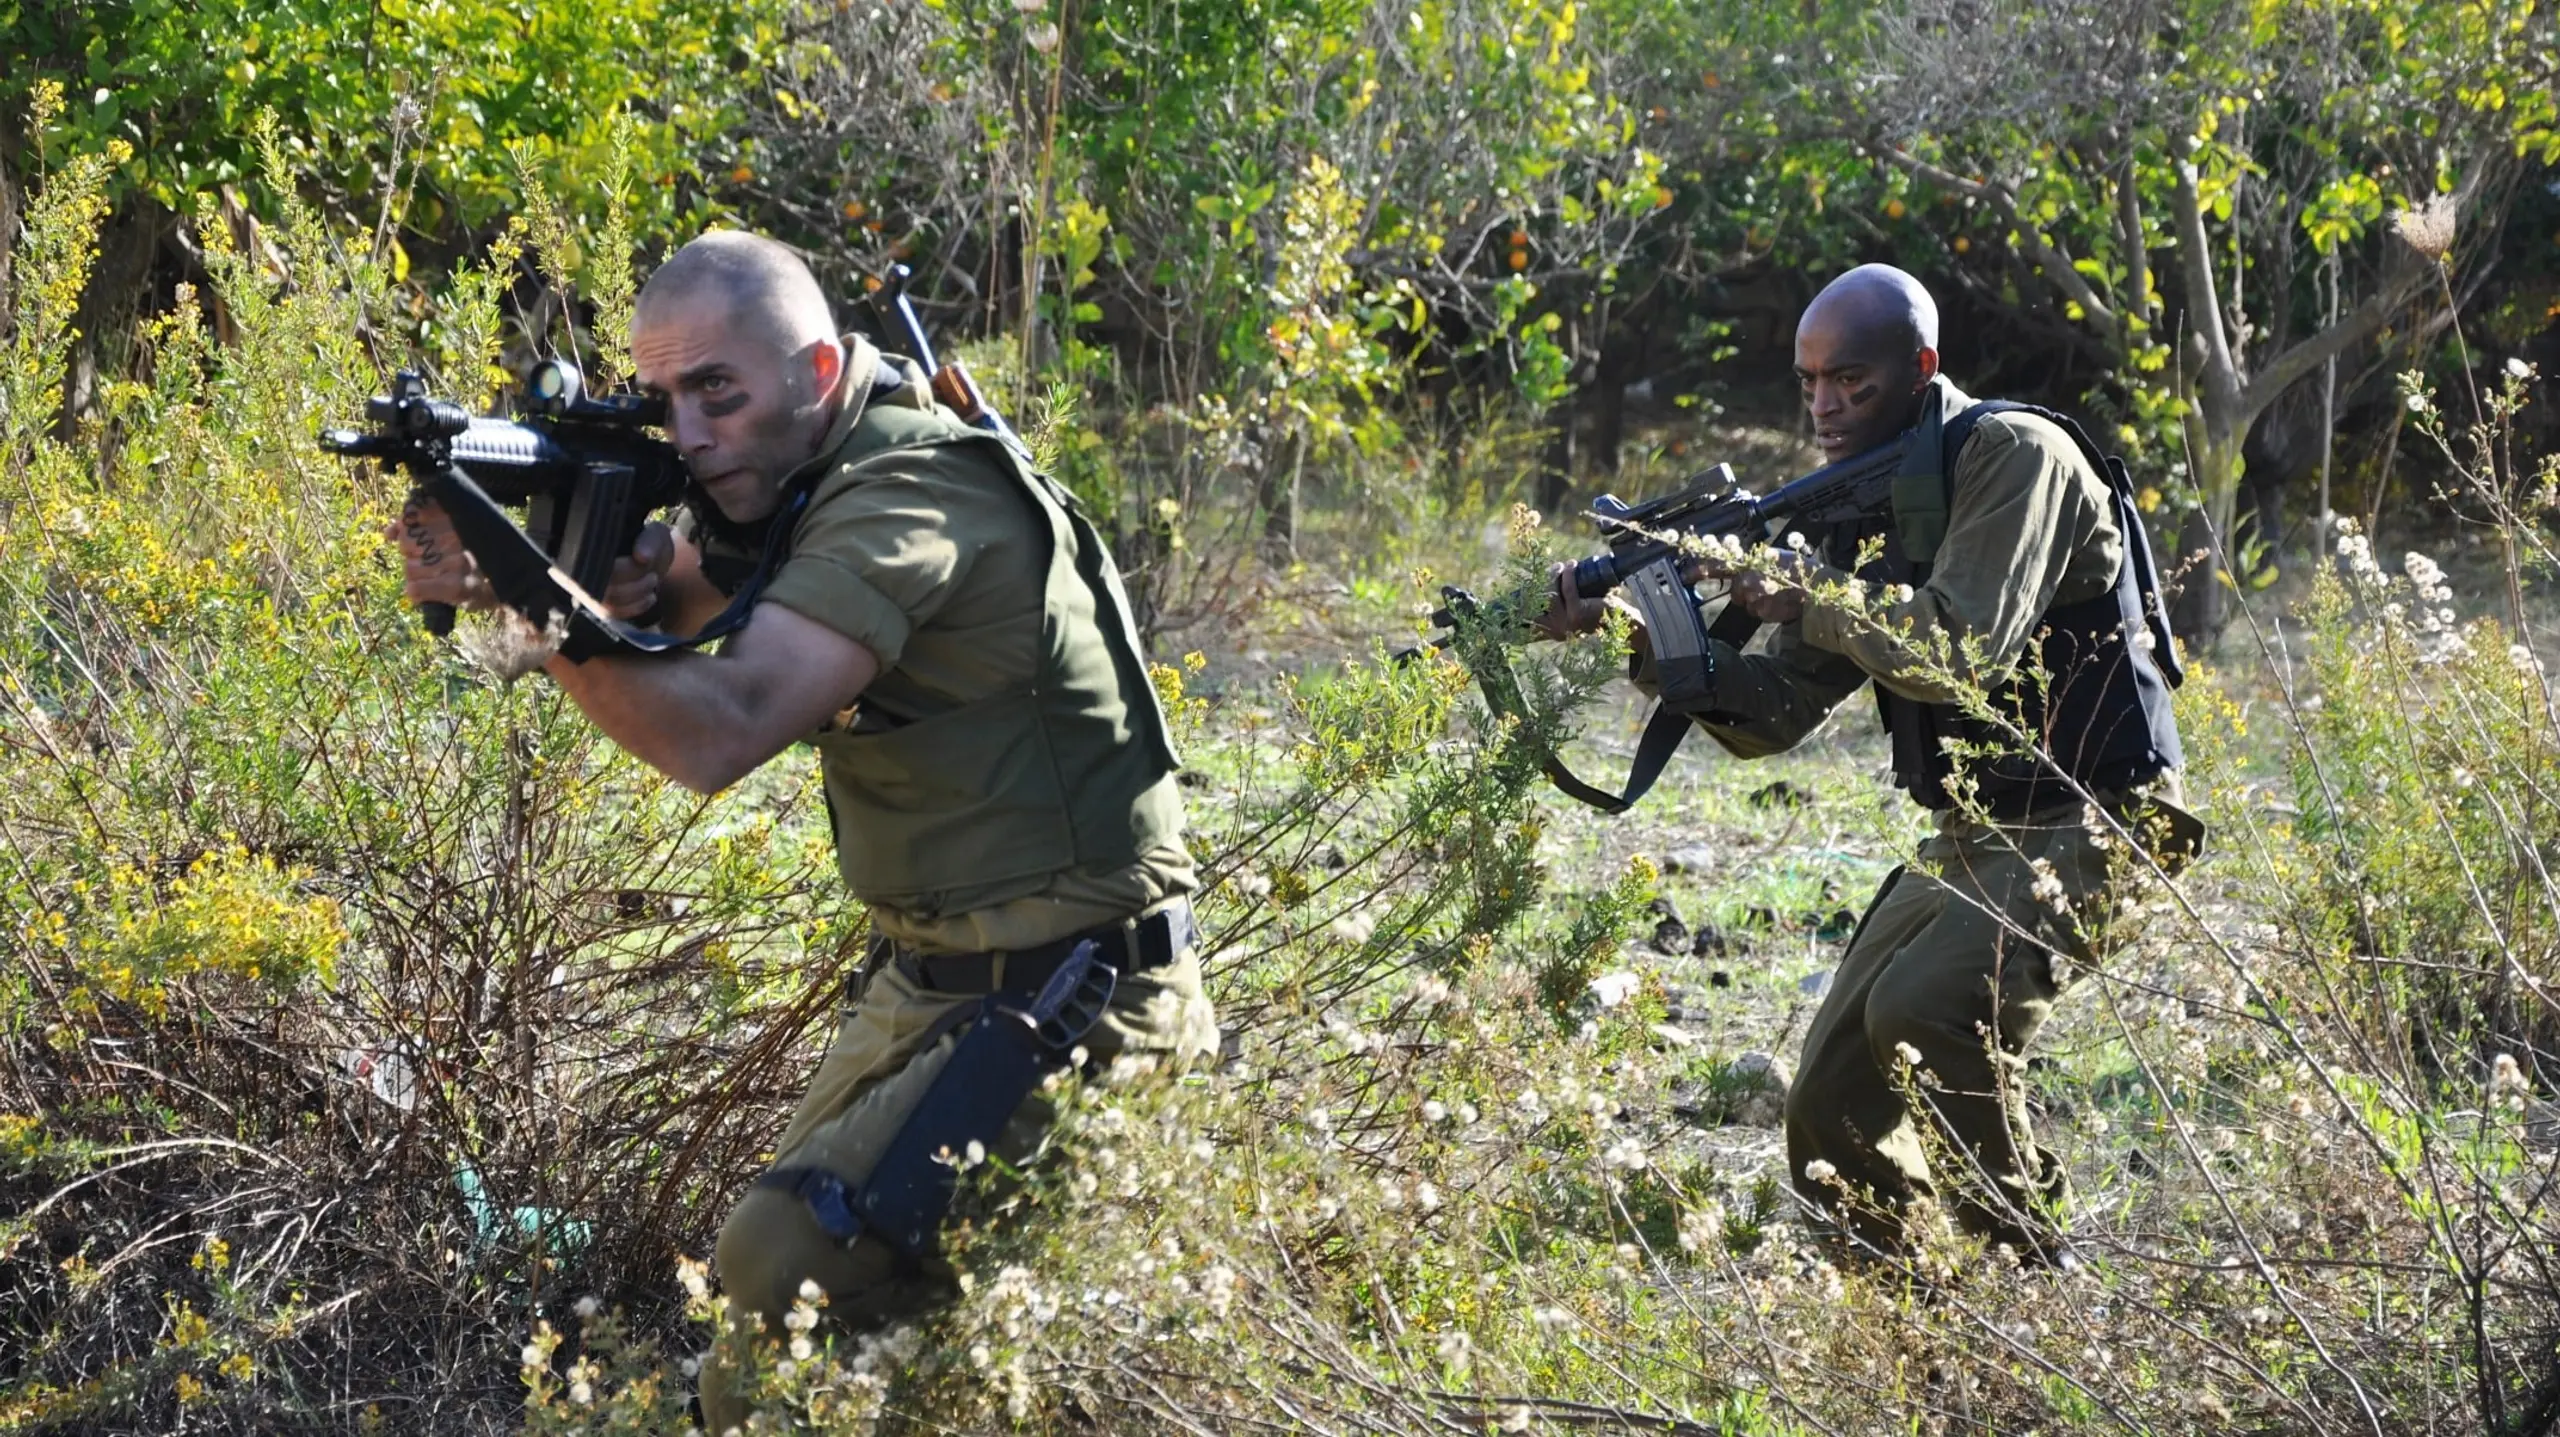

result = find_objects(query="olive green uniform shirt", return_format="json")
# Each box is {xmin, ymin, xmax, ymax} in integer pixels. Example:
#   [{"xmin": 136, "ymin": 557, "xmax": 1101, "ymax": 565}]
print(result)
[
  {"xmin": 1647, "ymin": 380, "xmax": 2123, "ymax": 771},
  {"xmin": 749, "ymin": 338, "xmax": 1194, "ymax": 953}
]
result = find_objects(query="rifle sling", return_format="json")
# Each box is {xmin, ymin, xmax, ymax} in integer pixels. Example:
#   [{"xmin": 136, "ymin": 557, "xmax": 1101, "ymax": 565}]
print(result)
[{"xmin": 1446, "ymin": 587, "xmax": 1764, "ymax": 815}]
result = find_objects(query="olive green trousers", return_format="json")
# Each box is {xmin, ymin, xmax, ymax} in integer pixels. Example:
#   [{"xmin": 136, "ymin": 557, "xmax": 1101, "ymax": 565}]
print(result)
[
  {"xmin": 701, "ymin": 938, "xmax": 1218, "ymax": 1431},
  {"xmin": 1784, "ymin": 802, "xmax": 2132, "ymax": 1257}
]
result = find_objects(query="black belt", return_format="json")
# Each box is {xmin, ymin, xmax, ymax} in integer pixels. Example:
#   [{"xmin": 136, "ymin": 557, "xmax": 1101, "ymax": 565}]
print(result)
[{"xmin": 896, "ymin": 900, "xmax": 1194, "ymax": 998}]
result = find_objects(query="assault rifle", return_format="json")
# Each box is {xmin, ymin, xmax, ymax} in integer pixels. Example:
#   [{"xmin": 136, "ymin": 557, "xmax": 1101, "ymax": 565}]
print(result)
[
  {"xmin": 866, "ymin": 263, "xmax": 1029, "ymax": 460},
  {"xmin": 323, "ymin": 267, "xmax": 1015, "ymax": 661},
  {"xmin": 1422, "ymin": 393, "xmax": 1945, "ymax": 813},
  {"xmin": 322, "ymin": 359, "xmax": 693, "ymax": 658},
  {"xmin": 326, "ymin": 271, "xmax": 1030, "ymax": 660}
]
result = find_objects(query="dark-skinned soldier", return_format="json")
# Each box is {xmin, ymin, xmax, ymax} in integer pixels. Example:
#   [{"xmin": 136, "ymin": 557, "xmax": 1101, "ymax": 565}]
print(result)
[
  {"xmin": 396, "ymin": 231, "xmax": 1218, "ymax": 1427},
  {"xmin": 1547, "ymin": 263, "xmax": 2200, "ymax": 1262}
]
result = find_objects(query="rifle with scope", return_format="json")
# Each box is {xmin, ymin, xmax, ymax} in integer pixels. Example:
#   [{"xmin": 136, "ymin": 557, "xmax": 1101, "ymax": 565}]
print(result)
[
  {"xmin": 323, "ymin": 264, "xmax": 1027, "ymax": 662},
  {"xmin": 321, "ymin": 358, "xmax": 691, "ymax": 653}
]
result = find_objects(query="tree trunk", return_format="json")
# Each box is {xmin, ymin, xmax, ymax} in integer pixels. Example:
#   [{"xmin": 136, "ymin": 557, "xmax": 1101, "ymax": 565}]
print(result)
[
  {"xmin": 1589, "ymin": 342, "xmax": 1635, "ymax": 481},
  {"xmin": 2171, "ymin": 426, "xmax": 2243, "ymax": 640},
  {"xmin": 1257, "ymin": 425, "xmax": 1302, "ymax": 563},
  {"xmin": 1536, "ymin": 401, "xmax": 1576, "ymax": 513},
  {"xmin": 57, "ymin": 198, "xmax": 171, "ymax": 443},
  {"xmin": 0, "ymin": 118, "xmax": 20, "ymax": 333}
]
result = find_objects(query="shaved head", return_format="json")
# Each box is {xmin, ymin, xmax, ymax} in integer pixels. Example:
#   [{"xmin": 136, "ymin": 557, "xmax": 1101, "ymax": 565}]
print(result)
[
  {"xmin": 636, "ymin": 230, "xmax": 837, "ymax": 358},
  {"xmin": 1801, "ymin": 263, "xmax": 1939, "ymax": 362},
  {"xmin": 631, "ymin": 231, "xmax": 850, "ymax": 523},
  {"xmin": 1793, "ymin": 264, "xmax": 1943, "ymax": 462}
]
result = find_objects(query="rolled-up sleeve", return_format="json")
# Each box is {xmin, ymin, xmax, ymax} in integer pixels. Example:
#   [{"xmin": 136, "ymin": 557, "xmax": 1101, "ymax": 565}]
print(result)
[
  {"xmin": 759, "ymin": 459, "xmax": 979, "ymax": 669},
  {"xmin": 1797, "ymin": 415, "xmax": 2113, "ymax": 704}
]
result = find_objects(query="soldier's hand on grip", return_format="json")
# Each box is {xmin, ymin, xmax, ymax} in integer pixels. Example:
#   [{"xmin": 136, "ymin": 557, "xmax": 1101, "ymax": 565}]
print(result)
[
  {"xmin": 602, "ymin": 522, "xmax": 677, "ymax": 621},
  {"xmin": 387, "ymin": 495, "xmax": 495, "ymax": 613},
  {"xmin": 1730, "ymin": 569, "xmax": 1810, "ymax": 623},
  {"xmin": 1529, "ymin": 561, "xmax": 1611, "ymax": 641},
  {"xmin": 1694, "ymin": 545, "xmax": 1814, "ymax": 624}
]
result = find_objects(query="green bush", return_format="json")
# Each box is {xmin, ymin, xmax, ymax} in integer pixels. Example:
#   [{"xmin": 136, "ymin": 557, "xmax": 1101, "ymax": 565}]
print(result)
[
  {"xmin": 0, "ymin": 109, "xmax": 838, "ymax": 1433},
  {"xmin": 6, "ymin": 42, "xmax": 2560, "ymax": 1437}
]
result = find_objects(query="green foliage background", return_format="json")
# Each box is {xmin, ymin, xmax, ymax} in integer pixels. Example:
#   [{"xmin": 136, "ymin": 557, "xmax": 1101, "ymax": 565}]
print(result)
[{"xmin": 0, "ymin": 1, "xmax": 2557, "ymax": 1432}]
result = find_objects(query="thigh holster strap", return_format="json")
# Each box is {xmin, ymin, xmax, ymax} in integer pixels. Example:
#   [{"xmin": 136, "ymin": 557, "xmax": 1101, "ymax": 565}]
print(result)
[{"xmin": 761, "ymin": 941, "xmax": 1118, "ymax": 1258}]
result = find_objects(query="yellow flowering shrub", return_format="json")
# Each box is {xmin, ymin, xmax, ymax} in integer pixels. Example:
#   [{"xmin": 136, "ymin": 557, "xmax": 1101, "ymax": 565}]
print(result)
[{"xmin": 36, "ymin": 847, "xmax": 345, "ymax": 1017}]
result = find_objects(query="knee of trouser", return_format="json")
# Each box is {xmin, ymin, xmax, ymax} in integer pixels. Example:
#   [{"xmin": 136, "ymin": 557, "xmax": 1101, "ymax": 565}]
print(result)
[
  {"xmin": 715, "ymin": 1186, "xmax": 831, "ymax": 1333},
  {"xmin": 1781, "ymin": 1071, "xmax": 1829, "ymax": 1135},
  {"xmin": 1862, "ymin": 958, "xmax": 1992, "ymax": 1067}
]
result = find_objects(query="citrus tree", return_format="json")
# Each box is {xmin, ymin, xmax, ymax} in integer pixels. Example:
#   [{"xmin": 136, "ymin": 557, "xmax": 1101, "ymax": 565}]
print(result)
[
  {"xmin": 1, "ymin": 0, "xmax": 784, "ymax": 423},
  {"xmin": 1830, "ymin": 0, "xmax": 2558, "ymax": 634}
]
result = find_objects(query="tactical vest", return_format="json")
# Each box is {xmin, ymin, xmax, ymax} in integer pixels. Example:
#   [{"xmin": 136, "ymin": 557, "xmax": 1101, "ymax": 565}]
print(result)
[
  {"xmin": 697, "ymin": 401, "xmax": 1183, "ymax": 910},
  {"xmin": 1843, "ymin": 401, "xmax": 2185, "ymax": 819}
]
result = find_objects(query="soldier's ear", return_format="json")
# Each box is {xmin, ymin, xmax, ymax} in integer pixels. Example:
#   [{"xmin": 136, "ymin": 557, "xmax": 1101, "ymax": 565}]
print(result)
[
  {"xmin": 1913, "ymin": 345, "xmax": 1941, "ymax": 388},
  {"xmin": 805, "ymin": 337, "xmax": 845, "ymax": 396}
]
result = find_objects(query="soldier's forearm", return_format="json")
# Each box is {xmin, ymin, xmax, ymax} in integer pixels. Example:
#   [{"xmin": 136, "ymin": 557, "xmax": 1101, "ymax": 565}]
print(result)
[
  {"xmin": 544, "ymin": 599, "xmax": 884, "ymax": 794},
  {"xmin": 1633, "ymin": 632, "xmax": 1857, "ymax": 757},
  {"xmin": 1801, "ymin": 599, "xmax": 1982, "ymax": 705},
  {"xmin": 1688, "ymin": 653, "xmax": 1849, "ymax": 757},
  {"xmin": 544, "ymin": 649, "xmax": 772, "ymax": 793}
]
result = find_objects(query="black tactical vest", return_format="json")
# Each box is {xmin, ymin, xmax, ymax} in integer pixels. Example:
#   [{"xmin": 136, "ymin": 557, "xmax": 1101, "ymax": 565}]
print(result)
[{"xmin": 1841, "ymin": 401, "xmax": 2185, "ymax": 819}]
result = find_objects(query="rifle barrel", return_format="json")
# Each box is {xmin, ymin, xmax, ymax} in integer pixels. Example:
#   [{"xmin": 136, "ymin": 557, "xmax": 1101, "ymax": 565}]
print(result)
[{"xmin": 1564, "ymin": 434, "xmax": 1905, "ymax": 601}]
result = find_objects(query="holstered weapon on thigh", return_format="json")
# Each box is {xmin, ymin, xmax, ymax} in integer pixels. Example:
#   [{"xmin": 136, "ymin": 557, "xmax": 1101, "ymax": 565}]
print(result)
[{"xmin": 758, "ymin": 943, "xmax": 1117, "ymax": 1259}]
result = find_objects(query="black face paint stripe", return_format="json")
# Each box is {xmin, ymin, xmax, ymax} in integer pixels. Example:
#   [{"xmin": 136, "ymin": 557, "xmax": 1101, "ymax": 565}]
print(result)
[
  {"xmin": 1846, "ymin": 382, "xmax": 1881, "ymax": 407},
  {"xmin": 702, "ymin": 391, "xmax": 751, "ymax": 418}
]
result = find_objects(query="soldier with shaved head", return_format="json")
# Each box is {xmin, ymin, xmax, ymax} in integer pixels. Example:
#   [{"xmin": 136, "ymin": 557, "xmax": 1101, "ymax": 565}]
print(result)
[
  {"xmin": 395, "ymin": 230, "xmax": 1217, "ymax": 1425},
  {"xmin": 1564, "ymin": 262, "xmax": 2199, "ymax": 1264}
]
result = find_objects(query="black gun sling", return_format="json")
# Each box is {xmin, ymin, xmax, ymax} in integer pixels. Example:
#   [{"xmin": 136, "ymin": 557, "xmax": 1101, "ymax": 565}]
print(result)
[{"xmin": 1435, "ymin": 585, "xmax": 1764, "ymax": 815}]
